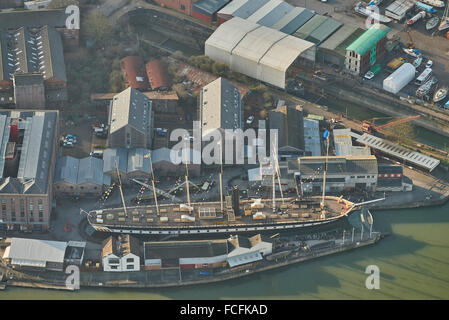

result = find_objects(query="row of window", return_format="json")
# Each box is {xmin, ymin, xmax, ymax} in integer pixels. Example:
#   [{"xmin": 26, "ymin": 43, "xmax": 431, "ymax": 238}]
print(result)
[
  {"xmin": 0, "ymin": 198, "xmax": 44, "ymax": 215},
  {"xmin": 110, "ymin": 265, "xmax": 135, "ymax": 270},
  {"xmin": 108, "ymin": 257, "xmax": 134, "ymax": 264}
]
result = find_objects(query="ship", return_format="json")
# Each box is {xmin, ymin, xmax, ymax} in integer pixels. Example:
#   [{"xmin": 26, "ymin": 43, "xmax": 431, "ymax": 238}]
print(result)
[
  {"xmin": 433, "ymin": 87, "xmax": 448, "ymax": 102},
  {"xmin": 87, "ymin": 137, "xmax": 383, "ymax": 237},
  {"xmin": 416, "ymin": 79, "xmax": 434, "ymax": 98},
  {"xmin": 408, "ymin": 11, "xmax": 426, "ymax": 25},
  {"xmin": 439, "ymin": 1, "xmax": 449, "ymax": 31},
  {"xmin": 426, "ymin": 16, "xmax": 439, "ymax": 30}
]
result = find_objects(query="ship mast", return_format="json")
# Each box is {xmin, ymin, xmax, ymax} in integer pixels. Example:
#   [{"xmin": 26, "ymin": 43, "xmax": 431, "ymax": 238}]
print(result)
[
  {"xmin": 272, "ymin": 131, "xmax": 284, "ymax": 204},
  {"xmin": 320, "ymin": 130, "xmax": 330, "ymax": 210},
  {"xmin": 218, "ymin": 139, "xmax": 224, "ymax": 212},
  {"xmin": 147, "ymin": 152, "xmax": 160, "ymax": 216},
  {"xmin": 184, "ymin": 137, "xmax": 191, "ymax": 208},
  {"xmin": 115, "ymin": 160, "xmax": 127, "ymax": 217}
]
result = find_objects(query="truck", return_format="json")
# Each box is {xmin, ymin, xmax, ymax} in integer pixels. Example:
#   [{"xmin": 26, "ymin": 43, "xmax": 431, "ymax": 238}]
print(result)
[{"xmin": 386, "ymin": 57, "xmax": 406, "ymax": 73}]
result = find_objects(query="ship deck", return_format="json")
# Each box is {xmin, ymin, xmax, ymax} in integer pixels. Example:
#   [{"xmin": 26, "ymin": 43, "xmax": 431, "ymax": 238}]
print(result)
[{"xmin": 88, "ymin": 196, "xmax": 354, "ymax": 230}]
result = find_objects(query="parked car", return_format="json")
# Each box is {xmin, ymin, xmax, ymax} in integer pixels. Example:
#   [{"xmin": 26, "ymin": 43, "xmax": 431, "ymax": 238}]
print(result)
[
  {"xmin": 246, "ymin": 115, "xmax": 255, "ymax": 125},
  {"xmin": 426, "ymin": 60, "xmax": 433, "ymax": 68},
  {"xmin": 63, "ymin": 140, "xmax": 74, "ymax": 148},
  {"xmin": 90, "ymin": 150, "xmax": 103, "ymax": 158},
  {"xmin": 156, "ymin": 128, "xmax": 168, "ymax": 137},
  {"xmin": 65, "ymin": 134, "xmax": 77, "ymax": 144}
]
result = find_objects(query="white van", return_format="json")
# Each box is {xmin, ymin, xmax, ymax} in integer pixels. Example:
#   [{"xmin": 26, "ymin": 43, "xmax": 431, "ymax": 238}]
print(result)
[{"xmin": 90, "ymin": 150, "xmax": 103, "ymax": 158}]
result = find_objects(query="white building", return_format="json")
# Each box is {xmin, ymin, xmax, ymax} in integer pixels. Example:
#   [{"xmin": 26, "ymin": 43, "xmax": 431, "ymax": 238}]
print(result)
[
  {"xmin": 226, "ymin": 234, "xmax": 273, "ymax": 268},
  {"xmin": 24, "ymin": 0, "xmax": 52, "ymax": 10},
  {"xmin": 102, "ymin": 234, "xmax": 140, "ymax": 272},
  {"xmin": 2, "ymin": 237, "xmax": 67, "ymax": 271},
  {"xmin": 205, "ymin": 17, "xmax": 316, "ymax": 89}
]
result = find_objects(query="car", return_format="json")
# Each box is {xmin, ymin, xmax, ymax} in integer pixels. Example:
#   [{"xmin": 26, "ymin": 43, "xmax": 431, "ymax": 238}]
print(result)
[
  {"xmin": 426, "ymin": 60, "xmax": 433, "ymax": 68},
  {"xmin": 246, "ymin": 115, "xmax": 255, "ymax": 125},
  {"xmin": 364, "ymin": 71, "xmax": 375, "ymax": 80},
  {"xmin": 63, "ymin": 140, "xmax": 74, "ymax": 148},
  {"xmin": 156, "ymin": 128, "xmax": 168, "ymax": 137},
  {"xmin": 65, "ymin": 134, "xmax": 77, "ymax": 144},
  {"xmin": 90, "ymin": 150, "xmax": 103, "ymax": 158}
]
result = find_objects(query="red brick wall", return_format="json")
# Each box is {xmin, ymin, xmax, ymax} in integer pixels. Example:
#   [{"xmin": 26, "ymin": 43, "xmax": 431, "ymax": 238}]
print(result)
[
  {"xmin": 191, "ymin": 10, "xmax": 213, "ymax": 23},
  {"xmin": 153, "ymin": 0, "xmax": 193, "ymax": 15}
]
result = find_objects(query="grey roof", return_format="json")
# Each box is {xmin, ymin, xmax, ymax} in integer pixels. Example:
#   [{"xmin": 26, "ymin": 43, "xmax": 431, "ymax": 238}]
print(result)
[
  {"xmin": 232, "ymin": 0, "xmax": 270, "ymax": 19},
  {"xmin": 319, "ymin": 24, "xmax": 361, "ymax": 51},
  {"xmin": 200, "ymin": 77, "xmax": 242, "ymax": 134},
  {"xmin": 109, "ymin": 87, "xmax": 152, "ymax": 134},
  {"xmin": 253, "ymin": 1, "xmax": 293, "ymax": 27},
  {"xmin": 297, "ymin": 156, "xmax": 378, "ymax": 176},
  {"xmin": 193, "ymin": 0, "xmax": 231, "ymax": 16},
  {"xmin": 0, "ymin": 25, "xmax": 66, "ymax": 83},
  {"xmin": 54, "ymin": 156, "xmax": 79, "ymax": 185},
  {"xmin": 4, "ymin": 237, "xmax": 67, "ymax": 264},
  {"xmin": 0, "ymin": 9, "xmax": 68, "ymax": 30},
  {"xmin": 144, "ymin": 239, "xmax": 228, "ymax": 260},
  {"xmin": 103, "ymin": 148, "xmax": 129, "ymax": 174},
  {"xmin": 356, "ymin": 133, "xmax": 440, "ymax": 172},
  {"xmin": 127, "ymin": 148, "xmax": 151, "ymax": 174},
  {"xmin": 303, "ymin": 118, "xmax": 321, "ymax": 156},
  {"xmin": 78, "ymin": 156, "xmax": 106, "ymax": 186},
  {"xmin": 305, "ymin": 17, "xmax": 342, "ymax": 45},
  {"xmin": 151, "ymin": 147, "xmax": 201, "ymax": 165},
  {"xmin": 13, "ymin": 73, "xmax": 44, "ymax": 86},
  {"xmin": 378, "ymin": 164, "xmax": 403, "ymax": 174},
  {"xmin": 271, "ymin": 7, "xmax": 315, "ymax": 35},
  {"xmin": 0, "ymin": 111, "xmax": 57, "ymax": 195},
  {"xmin": 269, "ymin": 105, "xmax": 305, "ymax": 152}
]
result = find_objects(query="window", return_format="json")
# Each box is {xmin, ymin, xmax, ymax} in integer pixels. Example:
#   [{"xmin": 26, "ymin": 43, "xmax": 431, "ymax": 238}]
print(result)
[
  {"xmin": 126, "ymin": 258, "xmax": 134, "ymax": 263},
  {"xmin": 110, "ymin": 265, "xmax": 118, "ymax": 270},
  {"xmin": 108, "ymin": 258, "xmax": 120, "ymax": 264},
  {"xmin": 29, "ymin": 202, "xmax": 34, "ymax": 214},
  {"xmin": 1, "ymin": 199, "xmax": 5, "ymax": 212},
  {"xmin": 126, "ymin": 265, "xmax": 134, "ymax": 270}
]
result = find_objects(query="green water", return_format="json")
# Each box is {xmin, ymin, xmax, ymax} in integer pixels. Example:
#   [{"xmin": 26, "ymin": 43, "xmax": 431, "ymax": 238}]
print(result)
[{"xmin": 1, "ymin": 203, "xmax": 448, "ymax": 300}]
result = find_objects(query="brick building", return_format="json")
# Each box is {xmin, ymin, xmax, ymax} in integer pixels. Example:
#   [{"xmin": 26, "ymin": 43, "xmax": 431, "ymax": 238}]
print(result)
[
  {"xmin": 13, "ymin": 74, "xmax": 46, "ymax": 109},
  {"xmin": 121, "ymin": 56, "xmax": 150, "ymax": 91}
]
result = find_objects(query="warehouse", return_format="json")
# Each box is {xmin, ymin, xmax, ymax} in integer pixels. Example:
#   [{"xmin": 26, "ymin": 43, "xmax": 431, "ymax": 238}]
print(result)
[
  {"xmin": 318, "ymin": 25, "xmax": 365, "ymax": 67},
  {"xmin": 216, "ymin": 0, "xmax": 270, "ymax": 25},
  {"xmin": 145, "ymin": 60, "xmax": 170, "ymax": 91},
  {"xmin": 293, "ymin": 15, "xmax": 342, "ymax": 45},
  {"xmin": 246, "ymin": 0, "xmax": 292, "ymax": 27},
  {"xmin": 192, "ymin": 0, "xmax": 231, "ymax": 24},
  {"xmin": 205, "ymin": 17, "xmax": 316, "ymax": 89},
  {"xmin": 288, "ymin": 155, "xmax": 379, "ymax": 194},
  {"xmin": 333, "ymin": 128, "xmax": 371, "ymax": 156},
  {"xmin": 120, "ymin": 56, "xmax": 149, "ymax": 91},
  {"xmin": 2, "ymin": 237, "xmax": 67, "ymax": 271},
  {"xmin": 271, "ymin": 7, "xmax": 315, "ymax": 35}
]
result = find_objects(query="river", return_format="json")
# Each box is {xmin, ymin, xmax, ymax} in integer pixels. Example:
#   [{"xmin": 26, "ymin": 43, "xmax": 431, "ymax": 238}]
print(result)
[{"xmin": 1, "ymin": 203, "xmax": 448, "ymax": 300}]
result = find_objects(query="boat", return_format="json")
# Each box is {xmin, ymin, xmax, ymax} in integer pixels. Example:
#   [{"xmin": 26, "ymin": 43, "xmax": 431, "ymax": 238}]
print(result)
[
  {"xmin": 419, "ymin": 0, "xmax": 445, "ymax": 8},
  {"xmin": 412, "ymin": 56, "xmax": 423, "ymax": 68},
  {"xmin": 408, "ymin": 11, "xmax": 426, "ymax": 25},
  {"xmin": 443, "ymin": 100, "xmax": 449, "ymax": 110},
  {"xmin": 433, "ymin": 87, "xmax": 448, "ymax": 102},
  {"xmin": 354, "ymin": 2, "xmax": 392, "ymax": 23},
  {"xmin": 439, "ymin": 1, "xmax": 449, "ymax": 31},
  {"xmin": 416, "ymin": 79, "xmax": 434, "ymax": 98},
  {"xmin": 403, "ymin": 48, "xmax": 420, "ymax": 57},
  {"xmin": 416, "ymin": 1, "xmax": 437, "ymax": 13},
  {"xmin": 87, "ymin": 139, "xmax": 384, "ymax": 236},
  {"xmin": 426, "ymin": 16, "xmax": 439, "ymax": 30}
]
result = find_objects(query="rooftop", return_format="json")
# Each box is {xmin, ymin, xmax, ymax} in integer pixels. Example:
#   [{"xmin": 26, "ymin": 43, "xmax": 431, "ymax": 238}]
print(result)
[
  {"xmin": 3, "ymin": 237, "xmax": 67, "ymax": 266},
  {"xmin": 193, "ymin": 0, "xmax": 231, "ymax": 15},
  {"xmin": 271, "ymin": 7, "xmax": 315, "ymax": 35},
  {"xmin": 269, "ymin": 105, "xmax": 305, "ymax": 152},
  {"xmin": 102, "ymin": 234, "xmax": 140, "ymax": 258},
  {"xmin": 121, "ymin": 56, "xmax": 149, "ymax": 91},
  {"xmin": 144, "ymin": 239, "xmax": 228, "ymax": 260},
  {"xmin": 346, "ymin": 24, "xmax": 391, "ymax": 55},
  {"xmin": 0, "ymin": 9, "xmax": 68, "ymax": 30},
  {"xmin": 295, "ymin": 155, "xmax": 378, "ymax": 176}
]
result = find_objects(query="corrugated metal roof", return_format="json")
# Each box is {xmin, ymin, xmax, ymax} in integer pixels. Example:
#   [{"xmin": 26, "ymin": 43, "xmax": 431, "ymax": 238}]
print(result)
[
  {"xmin": 268, "ymin": 105, "xmax": 304, "ymax": 152},
  {"xmin": 298, "ymin": 155, "xmax": 378, "ymax": 176},
  {"xmin": 103, "ymin": 148, "xmax": 128, "ymax": 173},
  {"xmin": 303, "ymin": 118, "xmax": 321, "ymax": 156},
  {"xmin": 346, "ymin": 24, "xmax": 391, "ymax": 55},
  {"xmin": 0, "ymin": 9, "xmax": 68, "ymax": 29},
  {"xmin": 319, "ymin": 25, "xmax": 362, "ymax": 51},
  {"xmin": 231, "ymin": 0, "xmax": 271, "ymax": 19},
  {"xmin": 127, "ymin": 148, "xmax": 151, "ymax": 174},
  {"xmin": 247, "ymin": 0, "xmax": 292, "ymax": 27},
  {"xmin": 145, "ymin": 60, "xmax": 170, "ymax": 91},
  {"xmin": 218, "ymin": 0, "xmax": 249, "ymax": 15},
  {"xmin": 78, "ymin": 156, "xmax": 105, "ymax": 185},
  {"xmin": 120, "ymin": 56, "xmax": 149, "ymax": 91},
  {"xmin": 4, "ymin": 237, "xmax": 67, "ymax": 264},
  {"xmin": 144, "ymin": 239, "xmax": 228, "ymax": 259},
  {"xmin": 293, "ymin": 15, "xmax": 328, "ymax": 40},
  {"xmin": 271, "ymin": 7, "xmax": 315, "ymax": 35},
  {"xmin": 193, "ymin": 0, "xmax": 231, "ymax": 16},
  {"xmin": 54, "ymin": 156, "xmax": 79, "ymax": 185},
  {"xmin": 305, "ymin": 17, "xmax": 342, "ymax": 44}
]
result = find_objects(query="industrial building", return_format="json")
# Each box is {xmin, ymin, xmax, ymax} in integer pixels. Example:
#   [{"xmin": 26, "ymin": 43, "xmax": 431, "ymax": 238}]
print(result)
[
  {"xmin": 145, "ymin": 60, "xmax": 171, "ymax": 91},
  {"xmin": 355, "ymin": 133, "xmax": 440, "ymax": 172},
  {"xmin": 0, "ymin": 110, "xmax": 58, "ymax": 232},
  {"xmin": 150, "ymin": 147, "xmax": 202, "ymax": 177},
  {"xmin": 205, "ymin": 17, "xmax": 316, "ymax": 89},
  {"xmin": 107, "ymin": 87, "xmax": 154, "ymax": 149},
  {"xmin": 345, "ymin": 24, "xmax": 391, "ymax": 76},
  {"xmin": 333, "ymin": 128, "xmax": 371, "ymax": 156},
  {"xmin": 318, "ymin": 25, "xmax": 364, "ymax": 67},
  {"xmin": 120, "ymin": 56, "xmax": 149, "ymax": 91},
  {"xmin": 0, "ymin": 0, "xmax": 24, "ymax": 9},
  {"xmin": 2, "ymin": 237, "xmax": 67, "ymax": 271},
  {"xmin": 245, "ymin": 0, "xmax": 293, "ymax": 28},
  {"xmin": 271, "ymin": 7, "xmax": 315, "ymax": 35},
  {"xmin": 268, "ymin": 105, "xmax": 305, "ymax": 160},
  {"xmin": 216, "ymin": 0, "xmax": 270, "ymax": 25},
  {"xmin": 377, "ymin": 164, "xmax": 412, "ymax": 192},
  {"xmin": 102, "ymin": 234, "xmax": 141, "ymax": 272},
  {"xmin": 288, "ymin": 155, "xmax": 379, "ymax": 194},
  {"xmin": 54, "ymin": 156, "xmax": 111, "ymax": 197},
  {"xmin": 0, "ymin": 25, "xmax": 68, "ymax": 105},
  {"xmin": 199, "ymin": 77, "xmax": 243, "ymax": 138},
  {"xmin": 303, "ymin": 118, "xmax": 321, "ymax": 157},
  {"xmin": 192, "ymin": 0, "xmax": 231, "ymax": 24},
  {"xmin": 144, "ymin": 234, "xmax": 272, "ymax": 269},
  {"xmin": 292, "ymin": 15, "xmax": 342, "ymax": 45},
  {"xmin": 13, "ymin": 73, "xmax": 46, "ymax": 109}
]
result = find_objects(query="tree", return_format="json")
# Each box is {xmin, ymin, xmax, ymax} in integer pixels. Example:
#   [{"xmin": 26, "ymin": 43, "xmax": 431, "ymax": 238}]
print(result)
[
  {"xmin": 47, "ymin": 0, "xmax": 79, "ymax": 9},
  {"xmin": 83, "ymin": 11, "xmax": 113, "ymax": 45},
  {"xmin": 109, "ymin": 70, "xmax": 123, "ymax": 93}
]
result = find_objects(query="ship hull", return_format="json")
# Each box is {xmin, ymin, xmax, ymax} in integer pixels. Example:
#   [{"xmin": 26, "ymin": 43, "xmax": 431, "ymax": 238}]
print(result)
[{"xmin": 89, "ymin": 213, "xmax": 350, "ymax": 237}]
